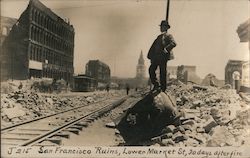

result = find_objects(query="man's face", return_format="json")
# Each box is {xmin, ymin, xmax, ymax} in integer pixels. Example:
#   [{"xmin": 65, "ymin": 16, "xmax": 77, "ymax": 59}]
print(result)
[{"xmin": 160, "ymin": 25, "xmax": 168, "ymax": 32}]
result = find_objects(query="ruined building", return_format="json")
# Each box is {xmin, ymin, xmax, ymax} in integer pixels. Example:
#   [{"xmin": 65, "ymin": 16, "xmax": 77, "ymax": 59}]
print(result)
[
  {"xmin": 237, "ymin": 19, "xmax": 250, "ymax": 89},
  {"xmin": 85, "ymin": 60, "xmax": 111, "ymax": 84},
  {"xmin": 0, "ymin": 16, "xmax": 17, "ymax": 47},
  {"xmin": 0, "ymin": 16, "xmax": 17, "ymax": 79},
  {"xmin": 225, "ymin": 60, "xmax": 245, "ymax": 90},
  {"xmin": 167, "ymin": 66, "xmax": 178, "ymax": 79},
  {"xmin": 1, "ymin": 0, "xmax": 74, "ymax": 83},
  {"xmin": 176, "ymin": 65, "xmax": 201, "ymax": 84}
]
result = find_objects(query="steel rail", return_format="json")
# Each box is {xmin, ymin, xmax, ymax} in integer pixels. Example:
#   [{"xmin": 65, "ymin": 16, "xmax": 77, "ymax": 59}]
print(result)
[
  {"xmin": 1, "ymin": 97, "xmax": 112, "ymax": 132},
  {"xmin": 21, "ymin": 96, "xmax": 127, "ymax": 146}
]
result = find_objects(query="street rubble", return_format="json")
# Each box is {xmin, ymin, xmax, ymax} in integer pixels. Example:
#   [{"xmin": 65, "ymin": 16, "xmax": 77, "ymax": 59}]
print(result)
[
  {"xmin": 1, "ymin": 80, "xmax": 123, "ymax": 128},
  {"xmin": 149, "ymin": 81, "xmax": 250, "ymax": 147}
]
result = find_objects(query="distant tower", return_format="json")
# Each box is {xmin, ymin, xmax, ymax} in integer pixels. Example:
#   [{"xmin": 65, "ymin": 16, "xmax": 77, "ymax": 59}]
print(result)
[{"xmin": 136, "ymin": 50, "xmax": 146, "ymax": 79}]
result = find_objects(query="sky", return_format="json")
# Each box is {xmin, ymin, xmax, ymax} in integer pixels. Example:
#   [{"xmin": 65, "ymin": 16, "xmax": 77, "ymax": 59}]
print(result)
[{"xmin": 1, "ymin": 0, "xmax": 249, "ymax": 79}]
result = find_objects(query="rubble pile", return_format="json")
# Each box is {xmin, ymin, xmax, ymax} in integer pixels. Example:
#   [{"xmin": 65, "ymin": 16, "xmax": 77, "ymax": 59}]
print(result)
[
  {"xmin": 1, "ymin": 79, "xmax": 68, "ymax": 94},
  {"xmin": 152, "ymin": 83, "xmax": 250, "ymax": 147},
  {"xmin": 1, "ymin": 90, "xmax": 121, "ymax": 127}
]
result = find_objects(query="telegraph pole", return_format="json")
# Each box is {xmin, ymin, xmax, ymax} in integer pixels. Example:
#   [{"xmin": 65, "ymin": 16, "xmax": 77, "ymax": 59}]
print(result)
[{"xmin": 166, "ymin": 0, "xmax": 170, "ymax": 22}]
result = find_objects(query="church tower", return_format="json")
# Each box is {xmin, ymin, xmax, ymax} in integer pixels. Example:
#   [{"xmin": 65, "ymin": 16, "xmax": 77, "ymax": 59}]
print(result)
[{"xmin": 136, "ymin": 50, "xmax": 146, "ymax": 79}]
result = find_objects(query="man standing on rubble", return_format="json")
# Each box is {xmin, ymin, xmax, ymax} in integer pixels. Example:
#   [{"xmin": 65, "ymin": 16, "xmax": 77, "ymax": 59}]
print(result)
[{"xmin": 147, "ymin": 20, "xmax": 176, "ymax": 92}]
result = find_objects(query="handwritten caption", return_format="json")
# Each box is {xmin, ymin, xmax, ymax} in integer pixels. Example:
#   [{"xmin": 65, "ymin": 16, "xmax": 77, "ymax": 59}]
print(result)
[{"xmin": 2, "ymin": 146, "xmax": 248, "ymax": 158}]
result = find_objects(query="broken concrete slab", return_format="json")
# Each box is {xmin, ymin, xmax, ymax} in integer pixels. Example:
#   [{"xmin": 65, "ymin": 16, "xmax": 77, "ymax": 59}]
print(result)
[
  {"xmin": 207, "ymin": 126, "xmax": 236, "ymax": 147},
  {"xmin": 2, "ymin": 106, "xmax": 26, "ymax": 119}
]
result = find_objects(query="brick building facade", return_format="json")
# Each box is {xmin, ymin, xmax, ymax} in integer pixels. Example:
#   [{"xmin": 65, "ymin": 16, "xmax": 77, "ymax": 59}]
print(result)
[
  {"xmin": 1, "ymin": 0, "xmax": 74, "ymax": 83},
  {"xmin": 85, "ymin": 60, "xmax": 111, "ymax": 84}
]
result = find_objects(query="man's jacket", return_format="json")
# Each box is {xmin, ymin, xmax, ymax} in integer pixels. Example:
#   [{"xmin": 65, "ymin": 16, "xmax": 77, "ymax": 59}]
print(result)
[{"xmin": 147, "ymin": 33, "xmax": 176, "ymax": 61}]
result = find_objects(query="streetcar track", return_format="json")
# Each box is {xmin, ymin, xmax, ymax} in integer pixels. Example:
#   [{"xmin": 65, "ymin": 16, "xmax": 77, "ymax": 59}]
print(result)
[
  {"xmin": 1, "ymin": 96, "xmax": 117, "ymax": 132},
  {"xmin": 1, "ymin": 91, "xmax": 149, "ymax": 147},
  {"xmin": 1, "ymin": 96, "xmax": 128, "ymax": 146}
]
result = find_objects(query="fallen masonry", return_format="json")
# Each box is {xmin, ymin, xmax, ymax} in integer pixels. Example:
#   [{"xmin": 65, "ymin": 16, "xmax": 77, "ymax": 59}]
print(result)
[
  {"xmin": 115, "ymin": 82, "xmax": 250, "ymax": 147},
  {"xmin": 1, "ymin": 88, "xmax": 123, "ymax": 127}
]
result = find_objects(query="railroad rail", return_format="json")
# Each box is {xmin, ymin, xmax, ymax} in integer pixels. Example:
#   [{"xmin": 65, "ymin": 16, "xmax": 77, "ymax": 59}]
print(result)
[
  {"xmin": 1, "ymin": 96, "xmax": 127, "ymax": 146},
  {"xmin": 1, "ymin": 96, "xmax": 112, "ymax": 132}
]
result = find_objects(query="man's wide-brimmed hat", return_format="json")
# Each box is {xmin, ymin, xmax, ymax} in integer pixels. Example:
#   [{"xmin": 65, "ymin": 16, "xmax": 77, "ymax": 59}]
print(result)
[{"xmin": 159, "ymin": 20, "xmax": 170, "ymax": 28}]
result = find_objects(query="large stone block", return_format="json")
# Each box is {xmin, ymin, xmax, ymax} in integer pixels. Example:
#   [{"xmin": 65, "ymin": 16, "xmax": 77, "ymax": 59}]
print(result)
[{"xmin": 116, "ymin": 91, "xmax": 179, "ymax": 144}]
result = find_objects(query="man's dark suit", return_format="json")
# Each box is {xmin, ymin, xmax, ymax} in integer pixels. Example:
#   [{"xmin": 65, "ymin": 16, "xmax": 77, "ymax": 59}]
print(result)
[{"xmin": 147, "ymin": 33, "xmax": 176, "ymax": 92}]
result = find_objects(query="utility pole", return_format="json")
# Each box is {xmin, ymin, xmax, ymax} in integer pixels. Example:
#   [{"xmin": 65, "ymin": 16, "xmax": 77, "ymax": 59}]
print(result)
[{"xmin": 166, "ymin": 0, "xmax": 170, "ymax": 22}]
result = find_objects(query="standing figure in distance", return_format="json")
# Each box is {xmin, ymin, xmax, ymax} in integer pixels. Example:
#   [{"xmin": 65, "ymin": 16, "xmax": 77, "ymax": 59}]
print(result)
[
  {"xmin": 147, "ymin": 20, "xmax": 176, "ymax": 92},
  {"xmin": 126, "ymin": 84, "xmax": 130, "ymax": 95}
]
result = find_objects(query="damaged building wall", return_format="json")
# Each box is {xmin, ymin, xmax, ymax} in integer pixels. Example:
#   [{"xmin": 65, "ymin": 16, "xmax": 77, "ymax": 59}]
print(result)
[
  {"xmin": 2, "ymin": 11, "xmax": 30, "ymax": 80},
  {"xmin": 177, "ymin": 65, "xmax": 201, "ymax": 84},
  {"xmin": 225, "ymin": 60, "xmax": 245, "ymax": 90},
  {"xmin": 237, "ymin": 19, "xmax": 250, "ymax": 89},
  {"xmin": 0, "ymin": 16, "xmax": 18, "ymax": 80},
  {"xmin": 1, "ymin": 0, "xmax": 75, "ymax": 83}
]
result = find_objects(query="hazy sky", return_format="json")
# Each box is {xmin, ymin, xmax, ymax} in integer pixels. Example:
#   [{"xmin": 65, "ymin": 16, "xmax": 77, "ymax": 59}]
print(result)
[{"xmin": 1, "ymin": 0, "xmax": 249, "ymax": 79}]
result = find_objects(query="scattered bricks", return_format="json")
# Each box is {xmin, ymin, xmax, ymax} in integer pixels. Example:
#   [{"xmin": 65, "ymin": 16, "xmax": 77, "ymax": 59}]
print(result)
[
  {"xmin": 185, "ymin": 132, "xmax": 205, "ymax": 144},
  {"xmin": 106, "ymin": 122, "xmax": 116, "ymax": 128},
  {"xmin": 184, "ymin": 138, "xmax": 199, "ymax": 147},
  {"xmin": 182, "ymin": 120, "xmax": 196, "ymax": 126},
  {"xmin": 193, "ymin": 134, "xmax": 206, "ymax": 144},
  {"xmin": 176, "ymin": 97, "xmax": 182, "ymax": 103},
  {"xmin": 203, "ymin": 117, "xmax": 218, "ymax": 133},
  {"xmin": 180, "ymin": 116, "xmax": 195, "ymax": 122},
  {"xmin": 162, "ymin": 125, "xmax": 176, "ymax": 133},
  {"xmin": 193, "ymin": 100, "xmax": 204, "ymax": 106},
  {"xmin": 151, "ymin": 136, "xmax": 161, "ymax": 143},
  {"xmin": 175, "ymin": 126, "xmax": 185, "ymax": 134},
  {"xmin": 195, "ymin": 117, "xmax": 202, "ymax": 123},
  {"xmin": 205, "ymin": 98, "xmax": 210, "ymax": 103},
  {"xmin": 181, "ymin": 95, "xmax": 189, "ymax": 102},
  {"xmin": 182, "ymin": 124, "xmax": 192, "ymax": 131},
  {"xmin": 161, "ymin": 133, "xmax": 173, "ymax": 139},
  {"xmin": 185, "ymin": 130, "xmax": 192, "ymax": 135},
  {"xmin": 161, "ymin": 139, "xmax": 175, "ymax": 146},
  {"xmin": 172, "ymin": 131, "xmax": 188, "ymax": 143},
  {"xmin": 196, "ymin": 127, "xmax": 205, "ymax": 133},
  {"xmin": 182, "ymin": 109, "xmax": 200, "ymax": 117}
]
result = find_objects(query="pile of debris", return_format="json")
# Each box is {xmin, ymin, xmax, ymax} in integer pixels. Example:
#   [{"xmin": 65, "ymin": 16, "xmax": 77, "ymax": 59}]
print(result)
[
  {"xmin": 1, "ymin": 89, "xmax": 121, "ymax": 127},
  {"xmin": 1, "ymin": 78, "xmax": 68, "ymax": 94},
  {"xmin": 116, "ymin": 81, "xmax": 250, "ymax": 147},
  {"xmin": 153, "ymin": 83, "xmax": 250, "ymax": 147}
]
